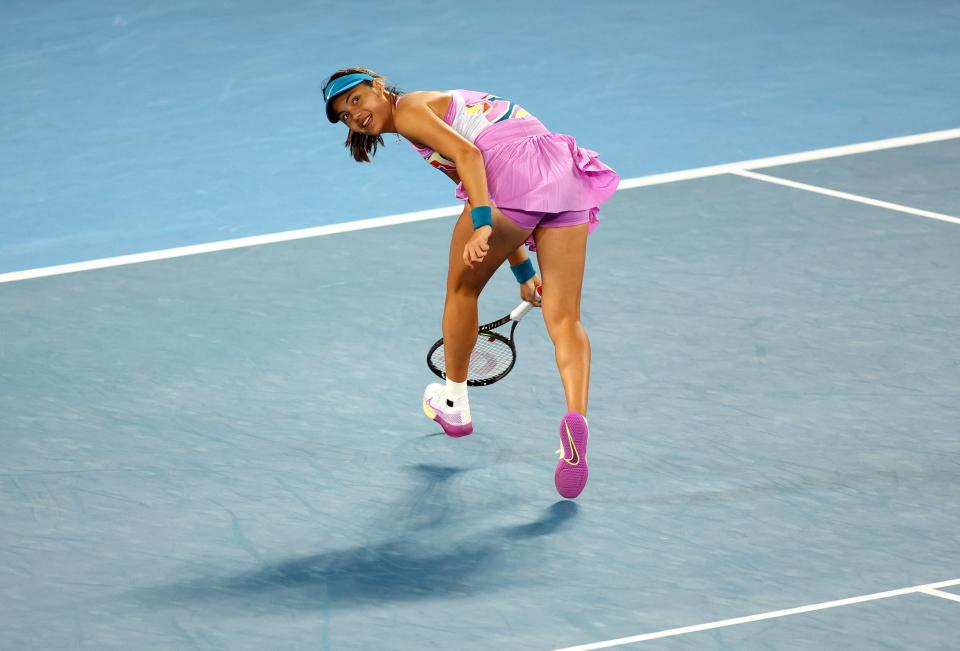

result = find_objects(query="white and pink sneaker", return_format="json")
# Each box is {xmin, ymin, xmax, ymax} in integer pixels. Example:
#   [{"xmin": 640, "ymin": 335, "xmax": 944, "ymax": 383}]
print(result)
[{"xmin": 422, "ymin": 383, "xmax": 473, "ymax": 437}]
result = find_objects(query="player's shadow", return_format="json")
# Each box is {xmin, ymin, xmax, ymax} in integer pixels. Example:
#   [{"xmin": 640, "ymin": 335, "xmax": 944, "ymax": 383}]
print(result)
[{"xmin": 133, "ymin": 467, "xmax": 578, "ymax": 612}]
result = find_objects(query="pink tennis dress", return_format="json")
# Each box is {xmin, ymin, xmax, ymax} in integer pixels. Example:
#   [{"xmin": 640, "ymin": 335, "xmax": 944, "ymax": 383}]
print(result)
[{"xmin": 408, "ymin": 90, "xmax": 619, "ymax": 249}]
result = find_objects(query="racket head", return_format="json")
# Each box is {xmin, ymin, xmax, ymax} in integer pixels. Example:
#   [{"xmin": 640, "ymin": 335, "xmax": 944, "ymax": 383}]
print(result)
[{"xmin": 427, "ymin": 326, "xmax": 518, "ymax": 386}]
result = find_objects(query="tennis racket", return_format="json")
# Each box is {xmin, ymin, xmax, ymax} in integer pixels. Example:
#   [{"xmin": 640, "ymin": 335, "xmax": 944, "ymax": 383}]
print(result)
[{"xmin": 427, "ymin": 291, "xmax": 540, "ymax": 387}]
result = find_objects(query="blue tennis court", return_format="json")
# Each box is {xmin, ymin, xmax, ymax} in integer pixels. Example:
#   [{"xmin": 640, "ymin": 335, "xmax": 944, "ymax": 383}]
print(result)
[{"xmin": 2, "ymin": 2, "xmax": 958, "ymax": 649}]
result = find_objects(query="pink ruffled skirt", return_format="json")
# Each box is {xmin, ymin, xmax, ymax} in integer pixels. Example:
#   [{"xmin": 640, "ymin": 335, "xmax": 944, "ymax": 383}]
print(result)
[{"xmin": 454, "ymin": 118, "xmax": 620, "ymax": 250}]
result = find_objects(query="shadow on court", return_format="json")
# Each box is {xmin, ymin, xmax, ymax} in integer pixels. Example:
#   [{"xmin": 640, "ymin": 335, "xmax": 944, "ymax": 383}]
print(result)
[{"xmin": 131, "ymin": 465, "xmax": 579, "ymax": 612}]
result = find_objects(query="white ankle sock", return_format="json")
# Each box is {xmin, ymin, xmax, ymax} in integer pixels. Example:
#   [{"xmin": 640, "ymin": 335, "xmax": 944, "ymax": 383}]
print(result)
[{"xmin": 445, "ymin": 379, "xmax": 468, "ymax": 407}]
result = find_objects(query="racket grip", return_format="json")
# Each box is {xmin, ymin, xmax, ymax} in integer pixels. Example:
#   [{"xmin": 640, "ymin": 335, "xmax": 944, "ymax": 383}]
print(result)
[
  {"xmin": 510, "ymin": 284, "xmax": 542, "ymax": 321},
  {"xmin": 512, "ymin": 299, "xmax": 534, "ymax": 321}
]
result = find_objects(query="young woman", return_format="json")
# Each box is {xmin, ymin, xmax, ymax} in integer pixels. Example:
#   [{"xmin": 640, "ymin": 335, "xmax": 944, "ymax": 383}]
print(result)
[{"xmin": 323, "ymin": 68, "xmax": 618, "ymax": 498}]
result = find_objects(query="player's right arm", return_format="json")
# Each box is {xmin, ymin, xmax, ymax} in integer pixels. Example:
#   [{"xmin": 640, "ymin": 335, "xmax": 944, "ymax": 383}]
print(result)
[
  {"xmin": 394, "ymin": 93, "xmax": 491, "ymax": 213},
  {"xmin": 508, "ymin": 246, "xmax": 541, "ymax": 306},
  {"xmin": 395, "ymin": 94, "xmax": 493, "ymax": 268}
]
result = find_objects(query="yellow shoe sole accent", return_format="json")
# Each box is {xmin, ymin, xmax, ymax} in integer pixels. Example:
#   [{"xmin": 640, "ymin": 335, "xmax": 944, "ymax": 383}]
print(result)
[{"xmin": 422, "ymin": 400, "xmax": 436, "ymax": 420}]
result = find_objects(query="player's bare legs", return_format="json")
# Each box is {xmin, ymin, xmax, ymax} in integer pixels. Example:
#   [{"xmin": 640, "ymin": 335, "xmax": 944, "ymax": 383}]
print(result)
[
  {"xmin": 422, "ymin": 204, "xmax": 531, "ymax": 437},
  {"xmin": 532, "ymin": 223, "xmax": 590, "ymax": 498},
  {"xmin": 442, "ymin": 204, "xmax": 532, "ymax": 382},
  {"xmin": 531, "ymin": 223, "xmax": 590, "ymax": 415}
]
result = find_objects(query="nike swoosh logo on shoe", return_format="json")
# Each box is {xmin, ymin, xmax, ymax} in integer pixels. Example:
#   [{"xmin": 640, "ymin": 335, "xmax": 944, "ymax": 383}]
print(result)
[{"xmin": 562, "ymin": 419, "xmax": 580, "ymax": 465}]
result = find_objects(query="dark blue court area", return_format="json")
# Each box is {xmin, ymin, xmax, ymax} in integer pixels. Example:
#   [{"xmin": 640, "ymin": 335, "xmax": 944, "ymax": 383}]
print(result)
[{"xmin": 2, "ymin": 1, "xmax": 959, "ymax": 649}]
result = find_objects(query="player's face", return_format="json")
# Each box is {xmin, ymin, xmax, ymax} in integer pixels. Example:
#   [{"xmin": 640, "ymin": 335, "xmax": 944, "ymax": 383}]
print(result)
[{"xmin": 331, "ymin": 83, "xmax": 388, "ymax": 136}]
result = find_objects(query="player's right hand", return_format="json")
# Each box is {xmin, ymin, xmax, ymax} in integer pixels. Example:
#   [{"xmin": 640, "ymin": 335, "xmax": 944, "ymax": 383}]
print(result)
[{"xmin": 520, "ymin": 275, "xmax": 542, "ymax": 306}]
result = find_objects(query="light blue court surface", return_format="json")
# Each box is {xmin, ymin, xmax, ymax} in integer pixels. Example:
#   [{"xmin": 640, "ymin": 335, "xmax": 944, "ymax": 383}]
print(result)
[
  {"xmin": 2, "ymin": 0, "xmax": 960, "ymax": 272},
  {"xmin": 3, "ymin": 2, "xmax": 960, "ymax": 649},
  {"xmin": 640, "ymin": 594, "xmax": 960, "ymax": 650},
  {"xmin": 2, "ymin": 139, "xmax": 959, "ymax": 649}
]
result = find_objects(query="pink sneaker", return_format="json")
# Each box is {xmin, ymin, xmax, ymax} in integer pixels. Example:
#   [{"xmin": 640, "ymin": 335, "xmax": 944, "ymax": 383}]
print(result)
[
  {"xmin": 422, "ymin": 383, "xmax": 473, "ymax": 437},
  {"xmin": 555, "ymin": 412, "xmax": 589, "ymax": 498}
]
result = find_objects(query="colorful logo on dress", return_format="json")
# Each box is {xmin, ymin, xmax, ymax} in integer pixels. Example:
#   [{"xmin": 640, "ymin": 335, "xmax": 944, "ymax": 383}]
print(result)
[
  {"xmin": 463, "ymin": 94, "xmax": 530, "ymax": 124},
  {"xmin": 415, "ymin": 92, "xmax": 533, "ymax": 174},
  {"xmin": 427, "ymin": 152, "xmax": 457, "ymax": 172}
]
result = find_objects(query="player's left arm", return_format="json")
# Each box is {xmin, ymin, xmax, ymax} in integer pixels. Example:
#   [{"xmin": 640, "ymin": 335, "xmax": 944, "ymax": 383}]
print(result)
[
  {"xmin": 507, "ymin": 245, "xmax": 541, "ymax": 306},
  {"xmin": 441, "ymin": 169, "xmax": 462, "ymax": 185}
]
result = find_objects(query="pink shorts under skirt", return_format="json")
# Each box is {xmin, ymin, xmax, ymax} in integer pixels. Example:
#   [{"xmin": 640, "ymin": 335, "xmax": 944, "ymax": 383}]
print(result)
[
  {"xmin": 453, "ymin": 118, "xmax": 616, "ymax": 251},
  {"xmin": 496, "ymin": 206, "xmax": 598, "ymax": 251},
  {"xmin": 500, "ymin": 206, "xmax": 591, "ymax": 230}
]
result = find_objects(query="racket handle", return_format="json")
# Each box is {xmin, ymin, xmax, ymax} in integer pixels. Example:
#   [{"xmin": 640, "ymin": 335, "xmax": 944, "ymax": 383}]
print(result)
[
  {"xmin": 511, "ymin": 301, "xmax": 531, "ymax": 321},
  {"xmin": 510, "ymin": 284, "xmax": 542, "ymax": 321}
]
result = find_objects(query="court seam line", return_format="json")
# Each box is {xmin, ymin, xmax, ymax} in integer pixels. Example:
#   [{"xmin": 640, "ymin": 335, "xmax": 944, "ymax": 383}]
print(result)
[
  {"xmin": 1, "ymin": 127, "xmax": 958, "ymax": 285},
  {"xmin": 550, "ymin": 577, "xmax": 960, "ymax": 651},
  {"xmin": 919, "ymin": 588, "xmax": 960, "ymax": 604},
  {"xmin": 732, "ymin": 170, "xmax": 960, "ymax": 225}
]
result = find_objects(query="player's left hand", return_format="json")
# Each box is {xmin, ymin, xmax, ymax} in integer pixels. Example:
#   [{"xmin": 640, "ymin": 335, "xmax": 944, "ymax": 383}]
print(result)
[{"xmin": 463, "ymin": 225, "xmax": 492, "ymax": 268}]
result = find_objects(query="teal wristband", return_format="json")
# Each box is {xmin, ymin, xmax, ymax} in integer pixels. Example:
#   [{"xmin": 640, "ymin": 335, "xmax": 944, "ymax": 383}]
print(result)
[
  {"xmin": 470, "ymin": 206, "xmax": 493, "ymax": 229},
  {"xmin": 510, "ymin": 258, "xmax": 536, "ymax": 284}
]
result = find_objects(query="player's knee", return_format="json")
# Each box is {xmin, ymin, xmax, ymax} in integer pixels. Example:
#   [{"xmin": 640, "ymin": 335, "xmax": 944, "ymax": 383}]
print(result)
[
  {"xmin": 446, "ymin": 280, "xmax": 482, "ymax": 301},
  {"xmin": 543, "ymin": 307, "xmax": 583, "ymax": 340}
]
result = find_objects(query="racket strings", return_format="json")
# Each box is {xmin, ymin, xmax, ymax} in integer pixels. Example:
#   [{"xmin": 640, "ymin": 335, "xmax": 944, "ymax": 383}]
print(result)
[{"xmin": 430, "ymin": 332, "xmax": 515, "ymax": 383}]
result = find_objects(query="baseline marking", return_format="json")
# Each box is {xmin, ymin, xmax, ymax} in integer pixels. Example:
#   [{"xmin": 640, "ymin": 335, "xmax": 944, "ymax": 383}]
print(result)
[
  {"xmin": 2, "ymin": 127, "xmax": 958, "ymax": 284},
  {"xmin": 0, "ymin": 207, "xmax": 462, "ymax": 284},
  {"xmin": 551, "ymin": 578, "xmax": 960, "ymax": 651},
  {"xmin": 733, "ymin": 170, "xmax": 960, "ymax": 226}
]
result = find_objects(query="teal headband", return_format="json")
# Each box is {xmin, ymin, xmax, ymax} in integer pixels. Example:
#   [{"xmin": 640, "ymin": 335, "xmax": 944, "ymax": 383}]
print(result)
[{"xmin": 324, "ymin": 73, "xmax": 374, "ymax": 123}]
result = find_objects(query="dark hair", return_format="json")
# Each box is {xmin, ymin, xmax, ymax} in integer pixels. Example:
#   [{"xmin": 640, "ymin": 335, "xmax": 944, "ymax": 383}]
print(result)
[{"xmin": 322, "ymin": 67, "xmax": 403, "ymax": 163}]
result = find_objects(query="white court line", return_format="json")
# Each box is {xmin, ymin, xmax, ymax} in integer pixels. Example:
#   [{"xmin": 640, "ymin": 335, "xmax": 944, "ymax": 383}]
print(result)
[
  {"xmin": 733, "ymin": 170, "xmax": 960, "ymax": 225},
  {"xmin": 617, "ymin": 127, "xmax": 960, "ymax": 190},
  {"xmin": 1, "ymin": 127, "xmax": 958, "ymax": 285},
  {"xmin": 551, "ymin": 577, "xmax": 960, "ymax": 651},
  {"xmin": 920, "ymin": 588, "xmax": 960, "ymax": 604},
  {"xmin": 0, "ymin": 206, "xmax": 463, "ymax": 284}
]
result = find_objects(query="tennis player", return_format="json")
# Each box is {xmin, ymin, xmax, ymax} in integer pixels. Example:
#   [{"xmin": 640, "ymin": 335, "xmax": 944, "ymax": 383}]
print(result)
[{"xmin": 323, "ymin": 68, "xmax": 618, "ymax": 498}]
